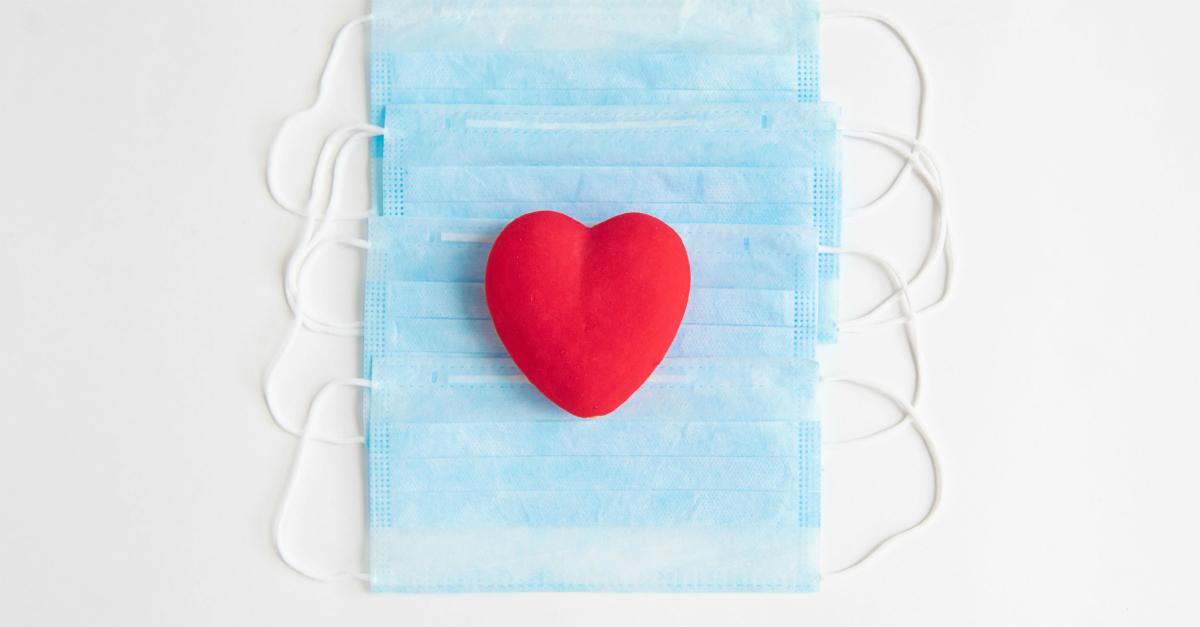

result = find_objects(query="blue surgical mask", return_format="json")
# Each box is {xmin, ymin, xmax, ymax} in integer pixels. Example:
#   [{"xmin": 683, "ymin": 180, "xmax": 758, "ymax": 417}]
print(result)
[
  {"xmin": 369, "ymin": 0, "xmax": 822, "ymax": 127},
  {"xmin": 362, "ymin": 217, "xmax": 818, "ymax": 376},
  {"xmin": 365, "ymin": 22, "xmax": 826, "ymax": 250},
  {"xmin": 366, "ymin": 355, "xmax": 821, "ymax": 592},
  {"xmin": 351, "ymin": 6, "xmax": 833, "ymax": 592},
  {"xmin": 367, "ymin": 0, "xmax": 835, "ymax": 340},
  {"xmin": 388, "ymin": 166, "xmax": 815, "ymax": 205},
  {"xmin": 265, "ymin": 5, "xmax": 953, "ymax": 592},
  {"xmin": 377, "ymin": 103, "xmax": 842, "ymax": 342}
]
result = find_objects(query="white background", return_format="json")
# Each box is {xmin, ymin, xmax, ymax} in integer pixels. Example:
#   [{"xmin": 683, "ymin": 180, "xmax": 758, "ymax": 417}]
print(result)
[{"xmin": 1, "ymin": 0, "xmax": 1197, "ymax": 624}]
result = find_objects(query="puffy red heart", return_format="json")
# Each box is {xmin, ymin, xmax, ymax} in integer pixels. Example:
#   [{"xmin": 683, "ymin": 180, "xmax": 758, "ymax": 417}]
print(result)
[{"xmin": 485, "ymin": 212, "xmax": 691, "ymax": 418}]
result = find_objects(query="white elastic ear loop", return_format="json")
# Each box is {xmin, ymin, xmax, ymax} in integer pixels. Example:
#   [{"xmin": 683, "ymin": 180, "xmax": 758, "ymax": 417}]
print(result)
[
  {"xmin": 266, "ymin": 14, "xmax": 374, "ymax": 219},
  {"xmin": 819, "ymin": 377, "xmax": 943, "ymax": 579},
  {"xmin": 284, "ymin": 127, "xmax": 383, "ymax": 334},
  {"xmin": 835, "ymin": 129, "xmax": 955, "ymax": 331},
  {"xmin": 840, "ymin": 233, "xmax": 954, "ymax": 335},
  {"xmin": 264, "ymin": 237, "xmax": 369, "ymax": 443},
  {"xmin": 818, "ymin": 252, "xmax": 942, "ymax": 578},
  {"xmin": 282, "ymin": 123, "xmax": 382, "ymax": 227},
  {"xmin": 292, "ymin": 234, "xmax": 371, "ymax": 337},
  {"xmin": 274, "ymin": 378, "xmax": 372, "ymax": 582},
  {"xmin": 839, "ymin": 128, "xmax": 953, "ymax": 328},
  {"xmin": 851, "ymin": 126, "xmax": 942, "ymax": 184},
  {"xmin": 822, "ymin": 12, "xmax": 927, "ymax": 214},
  {"xmin": 820, "ymin": 245, "xmax": 924, "ymax": 415}
]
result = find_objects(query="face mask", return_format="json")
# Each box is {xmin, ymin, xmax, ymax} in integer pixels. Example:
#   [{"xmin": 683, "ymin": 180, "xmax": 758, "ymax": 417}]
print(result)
[
  {"xmin": 366, "ymin": 91, "xmax": 819, "ymax": 212},
  {"xmin": 362, "ymin": 217, "xmax": 818, "ymax": 376},
  {"xmin": 366, "ymin": 3, "xmax": 823, "ymax": 234},
  {"xmin": 378, "ymin": 103, "xmax": 842, "ymax": 342},
  {"xmin": 369, "ymin": 0, "xmax": 821, "ymax": 126},
  {"xmin": 269, "ymin": 8, "xmax": 950, "ymax": 590},
  {"xmin": 365, "ymin": 355, "xmax": 820, "ymax": 592}
]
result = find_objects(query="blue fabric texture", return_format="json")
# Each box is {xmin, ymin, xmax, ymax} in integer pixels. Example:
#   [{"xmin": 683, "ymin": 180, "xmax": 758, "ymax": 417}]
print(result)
[
  {"xmin": 361, "ymin": 217, "xmax": 819, "ymax": 378},
  {"xmin": 367, "ymin": 356, "xmax": 820, "ymax": 592},
  {"xmin": 380, "ymin": 103, "xmax": 841, "ymax": 342},
  {"xmin": 361, "ymin": 0, "xmax": 840, "ymax": 593},
  {"xmin": 367, "ymin": 0, "xmax": 838, "ymax": 342},
  {"xmin": 369, "ymin": 0, "xmax": 822, "ymax": 127}
]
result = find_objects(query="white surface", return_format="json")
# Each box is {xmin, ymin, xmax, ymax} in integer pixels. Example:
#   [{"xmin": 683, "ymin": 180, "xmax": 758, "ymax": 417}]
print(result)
[{"xmin": 1, "ymin": 0, "xmax": 1197, "ymax": 624}]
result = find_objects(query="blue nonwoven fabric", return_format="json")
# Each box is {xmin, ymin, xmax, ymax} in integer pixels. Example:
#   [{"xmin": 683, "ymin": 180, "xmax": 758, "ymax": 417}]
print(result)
[
  {"xmin": 375, "ymin": 88, "xmax": 803, "ymax": 108},
  {"xmin": 366, "ymin": 355, "xmax": 821, "ymax": 592},
  {"xmin": 361, "ymin": 217, "xmax": 818, "ymax": 378},
  {"xmin": 366, "ymin": 0, "xmax": 835, "ymax": 341},
  {"xmin": 381, "ymin": 103, "xmax": 839, "ymax": 167},
  {"xmin": 377, "ymin": 103, "xmax": 842, "ymax": 343},
  {"xmin": 356, "ymin": 4, "xmax": 836, "ymax": 593},
  {"xmin": 369, "ymin": 0, "xmax": 822, "ymax": 128},
  {"xmin": 389, "ymin": 166, "xmax": 817, "ymax": 204},
  {"xmin": 393, "ymin": 201, "xmax": 813, "ymax": 225}
]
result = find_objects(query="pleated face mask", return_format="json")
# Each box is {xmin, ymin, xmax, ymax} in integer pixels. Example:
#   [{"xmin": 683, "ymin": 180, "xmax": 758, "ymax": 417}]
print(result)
[
  {"xmin": 266, "ymin": 2, "xmax": 955, "ymax": 596},
  {"xmin": 368, "ymin": 0, "xmax": 822, "ymax": 129},
  {"xmin": 366, "ymin": 355, "xmax": 821, "ymax": 592},
  {"xmin": 377, "ymin": 103, "xmax": 842, "ymax": 343},
  {"xmin": 366, "ymin": 0, "xmax": 823, "ymax": 254},
  {"xmin": 362, "ymin": 217, "xmax": 818, "ymax": 378},
  {"xmin": 345, "ymin": 2, "xmax": 835, "ymax": 593}
]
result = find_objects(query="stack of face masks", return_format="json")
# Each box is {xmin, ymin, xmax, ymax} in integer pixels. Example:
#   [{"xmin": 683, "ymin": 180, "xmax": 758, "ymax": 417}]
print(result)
[{"xmin": 361, "ymin": 0, "xmax": 839, "ymax": 592}]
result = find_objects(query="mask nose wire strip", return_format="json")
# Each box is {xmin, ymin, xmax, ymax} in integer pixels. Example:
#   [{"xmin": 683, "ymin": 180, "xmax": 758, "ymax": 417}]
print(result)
[
  {"xmin": 822, "ymin": 12, "xmax": 927, "ymax": 214},
  {"xmin": 266, "ymin": 14, "xmax": 374, "ymax": 219},
  {"xmin": 818, "ymin": 377, "xmax": 943, "ymax": 579},
  {"xmin": 835, "ymin": 129, "xmax": 954, "ymax": 330},
  {"xmin": 273, "ymin": 378, "xmax": 373, "ymax": 583}
]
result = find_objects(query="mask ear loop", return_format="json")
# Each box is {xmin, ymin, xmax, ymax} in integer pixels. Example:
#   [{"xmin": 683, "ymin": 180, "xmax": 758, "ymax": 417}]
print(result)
[
  {"xmin": 273, "ymin": 378, "xmax": 372, "ymax": 583},
  {"xmin": 268, "ymin": 49, "xmax": 380, "ymax": 573},
  {"xmin": 819, "ymin": 377, "xmax": 943, "ymax": 579},
  {"xmin": 835, "ymin": 128, "xmax": 955, "ymax": 330},
  {"xmin": 263, "ymin": 15, "xmax": 383, "ymax": 468},
  {"xmin": 820, "ymin": 246, "xmax": 924, "ymax": 424},
  {"xmin": 817, "ymin": 247, "xmax": 942, "ymax": 577},
  {"xmin": 266, "ymin": 14, "xmax": 375, "ymax": 220},
  {"xmin": 264, "ymin": 129, "xmax": 382, "ymax": 440},
  {"xmin": 264, "ymin": 236, "xmax": 370, "ymax": 443},
  {"xmin": 812, "ymin": 13, "xmax": 948, "ymax": 579},
  {"xmin": 283, "ymin": 127, "xmax": 383, "ymax": 335},
  {"xmin": 821, "ymin": 13, "xmax": 951, "ymax": 329},
  {"xmin": 265, "ymin": 126, "xmax": 381, "ymax": 437},
  {"xmin": 822, "ymin": 12, "xmax": 928, "ymax": 215}
]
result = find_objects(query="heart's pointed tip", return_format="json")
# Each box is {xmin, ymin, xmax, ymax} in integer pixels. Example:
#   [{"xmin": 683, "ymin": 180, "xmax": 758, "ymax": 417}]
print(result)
[{"xmin": 563, "ymin": 403, "xmax": 619, "ymax": 419}]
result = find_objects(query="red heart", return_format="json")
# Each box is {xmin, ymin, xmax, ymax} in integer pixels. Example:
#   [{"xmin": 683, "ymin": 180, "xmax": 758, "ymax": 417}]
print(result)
[{"xmin": 485, "ymin": 212, "xmax": 691, "ymax": 418}]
